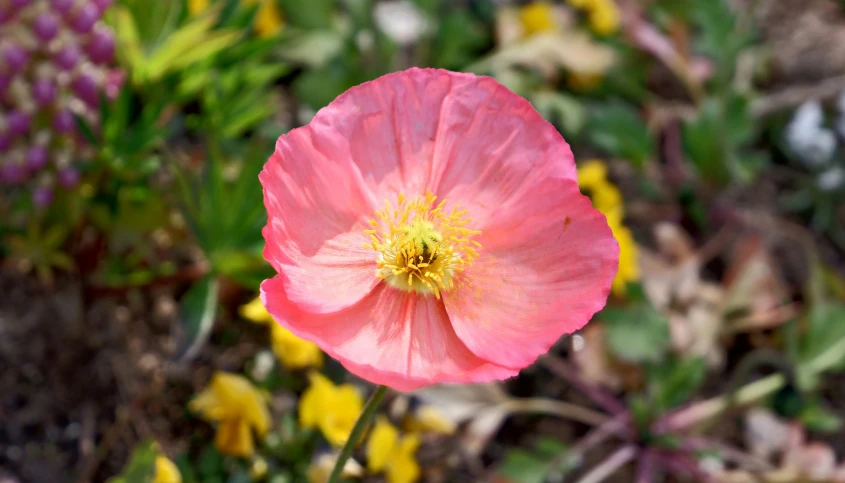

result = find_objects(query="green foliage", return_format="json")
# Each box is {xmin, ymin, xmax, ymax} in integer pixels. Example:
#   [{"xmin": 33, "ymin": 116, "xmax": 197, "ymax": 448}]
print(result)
[
  {"xmin": 111, "ymin": 4, "xmax": 242, "ymax": 86},
  {"xmin": 683, "ymin": 93, "xmax": 766, "ymax": 183},
  {"xmin": 109, "ymin": 440, "xmax": 158, "ymax": 483},
  {"xmin": 646, "ymin": 356, "xmax": 708, "ymax": 411},
  {"xmin": 176, "ymin": 275, "xmax": 220, "ymax": 361},
  {"xmin": 586, "ymin": 101, "xmax": 654, "ymax": 169},
  {"xmin": 602, "ymin": 305, "xmax": 671, "ymax": 363},
  {"xmin": 497, "ymin": 438, "xmax": 573, "ymax": 483}
]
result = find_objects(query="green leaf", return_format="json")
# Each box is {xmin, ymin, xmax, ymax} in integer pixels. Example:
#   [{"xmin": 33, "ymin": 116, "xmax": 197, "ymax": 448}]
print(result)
[
  {"xmin": 110, "ymin": 440, "xmax": 157, "ymax": 483},
  {"xmin": 497, "ymin": 439, "xmax": 570, "ymax": 483},
  {"xmin": 176, "ymin": 275, "xmax": 220, "ymax": 361},
  {"xmin": 800, "ymin": 400, "xmax": 844, "ymax": 433},
  {"xmin": 586, "ymin": 101, "xmax": 653, "ymax": 168},
  {"xmin": 602, "ymin": 305, "xmax": 671, "ymax": 363},
  {"xmin": 648, "ymin": 356, "xmax": 707, "ymax": 410},
  {"xmin": 530, "ymin": 91, "xmax": 586, "ymax": 137},
  {"xmin": 799, "ymin": 302, "xmax": 845, "ymax": 375},
  {"xmin": 279, "ymin": 0, "xmax": 335, "ymax": 29},
  {"xmin": 432, "ymin": 10, "xmax": 489, "ymax": 70}
]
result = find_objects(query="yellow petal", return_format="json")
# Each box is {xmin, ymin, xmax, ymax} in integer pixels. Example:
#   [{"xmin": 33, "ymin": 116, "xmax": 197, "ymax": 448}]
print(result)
[
  {"xmin": 188, "ymin": 0, "xmax": 210, "ymax": 16},
  {"xmin": 519, "ymin": 2, "xmax": 558, "ymax": 37},
  {"xmin": 191, "ymin": 372, "xmax": 270, "ymax": 439},
  {"xmin": 588, "ymin": 1, "xmax": 621, "ymax": 36},
  {"xmin": 153, "ymin": 455, "xmax": 182, "ymax": 483},
  {"xmin": 215, "ymin": 418, "xmax": 255, "ymax": 458},
  {"xmin": 240, "ymin": 297, "xmax": 274, "ymax": 324},
  {"xmin": 386, "ymin": 435, "xmax": 422, "ymax": 483},
  {"xmin": 404, "ymin": 405, "xmax": 456, "ymax": 435},
  {"xmin": 607, "ymin": 216, "xmax": 639, "ymax": 295},
  {"xmin": 367, "ymin": 417, "xmax": 399, "ymax": 472},
  {"xmin": 253, "ymin": 0, "xmax": 284, "ymax": 38},
  {"xmin": 299, "ymin": 371, "xmax": 334, "ymax": 429},
  {"xmin": 577, "ymin": 160, "xmax": 609, "ymax": 190},
  {"xmin": 270, "ymin": 323, "xmax": 324, "ymax": 370}
]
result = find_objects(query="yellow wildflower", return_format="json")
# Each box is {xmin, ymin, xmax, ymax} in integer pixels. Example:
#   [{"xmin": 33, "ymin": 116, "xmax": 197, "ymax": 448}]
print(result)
[
  {"xmin": 577, "ymin": 160, "xmax": 639, "ymax": 295},
  {"xmin": 270, "ymin": 324, "xmax": 324, "ymax": 369},
  {"xmin": 519, "ymin": 2, "xmax": 558, "ymax": 37},
  {"xmin": 577, "ymin": 160, "xmax": 624, "ymax": 217},
  {"xmin": 242, "ymin": 0, "xmax": 284, "ymax": 38},
  {"xmin": 565, "ymin": 0, "xmax": 621, "ymax": 36},
  {"xmin": 587, "ymin": 0, "xmax": 620, "ymax": 36},
  {"xmin": 153, "ymin": 455, "xmax": 182, "ymax": 483},
  {"xmin": 187, "ymin": 0, "xmax": 209, "ymax": 16},
  {"xmin": 188, "ymin": 0, "xmax": 283, "ymax": 38},
  {"xmin": 240, "ymin": 296, "xmax": 273, "ymax": 323},
  {"xmin": 367, "ymin": 417, "xmax": 422, "ymax": 483},
  {"xmin": 403, "ymin": 405, "xmax": 456, "ymax": 435},
  {"xmin": 190, "ymin": 372, "xmax": 271, "ymax": 458},
  {"xmin": 241, "ymin": 296, "xmax": 324, "ymax": 370},
  {"xmin": 607, "ymin": 211, "xmax": 640, "ymax": 295},
  {"xmin": 299, "ymin": 372, "xmax": 364, "ymax": 447}
]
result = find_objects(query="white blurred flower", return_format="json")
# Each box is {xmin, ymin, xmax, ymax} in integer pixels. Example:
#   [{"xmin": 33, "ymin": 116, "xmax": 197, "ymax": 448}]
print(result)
[
  {"xmin": 786, "ymin": 101, "xmax": 836, "ymax": 168},
  {"xmin": 817, "ymin": 166, "xmax": 844, "ymax": 192},
  {"xmin": 374, "ymin": 0, "xmax": 430, "ymax": 47},
  {"xmin": 250, "ymin": 349, "xmax": 276, "ymax": 382}
]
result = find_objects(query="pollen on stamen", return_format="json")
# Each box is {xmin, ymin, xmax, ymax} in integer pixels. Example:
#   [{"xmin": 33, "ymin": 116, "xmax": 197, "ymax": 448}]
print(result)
[{"xmin": 365, "ymin": 191, "xmax": 480, "ymax": 299}]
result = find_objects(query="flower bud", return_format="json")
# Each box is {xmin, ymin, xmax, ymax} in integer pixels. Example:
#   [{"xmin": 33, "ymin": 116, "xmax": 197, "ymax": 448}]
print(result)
[
  {"xmin": 71, "ymin": 73, "xmax": 99, "ymax": 106},
  {"xmin": 33, "ymin": 13, "xmax": 60, "ymax": 42},
  {"xmin": 3, "ymin": 43, "xmax": 29, "ymax": 73},
  {"xmin": 53, "ymin": 110, "xmax": 75, "ymax": 133},
  {"xmin": 33, "ymin": 78, "xmax": 57, "ymax": 105},
  {"xmin": 54, "ymin": 44, "xmax": 81, "ymax": 70},
  {"xmin": 71, "ymin": 3, "xmax": 100, "ymax": 34},
  {"xmin": 7, "ymin": 111, "xmax": 31, "ymax": 135},
  {"xmin": 32, "ymin": 185, "xmax": 54, "ymax": 207},
  {"xmin": 58, "ymin": 168, "xmax": 80, "ymax": 188},
  {"xmin": 26, "ymin": 146, "xmax": 49, "ymax": 171},
  {"xmin": 86, "ymin": 28, "xmax": 114, "ymax": 64}
]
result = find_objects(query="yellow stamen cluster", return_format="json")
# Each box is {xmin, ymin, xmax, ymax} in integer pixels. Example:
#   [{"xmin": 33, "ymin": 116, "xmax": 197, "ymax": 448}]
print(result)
[{"xmin": 365, "ymin": 192, "xmax": 481, "ymax": 299}]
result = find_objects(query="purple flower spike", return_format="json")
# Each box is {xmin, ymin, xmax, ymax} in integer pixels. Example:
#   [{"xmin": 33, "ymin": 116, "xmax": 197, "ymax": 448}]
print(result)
[
  {"xmin": 53, "ymin": 110, "xmax": 76, "ymax": 133},
  {"xmin": 33, "ymin": 79, "xmax": 57, "ymax": 105},
  {"xmin": 7, "ymin": 111, "xmax": 31, "ymax": 135},
  {"xmin": 0, "ymin": 73, "xmax": 10, "ymax": 94},
  {"xmin": 58, "ymin": 168, "xmax": 80, "ymax": 188},
  {"xmin": 93, "ymin": 0, "xmax": 113, "ymax": 13},
  {"xmin": 11, "ymin": 0, "xmax": 31, "ymax": 8},
  {"xmin": 26, "ymin": 146, "xmax": 49, "ymax": 171},
  {"xmin": 0, "ymin": 132, "xmax": 11, "ymax": 151},
  {"xmin": 71, "ymin": 3, "xmax": 100, "ymax": 34},
  {"xmin": 32, "ymin": 186, "xmax": 54, "ymax": 207},
  {"xmin": 33, "ymin": 13, "xmax": 60, "ymax": 42},
  {"xmin": 71, "ymin": 73, "xmax": 99, "ymax": 106},
  {"xmin": 52, "ymin": 0, "xmax": 74, "ymax": 14},
  {"xmin": 1, "ymin": 162, "xmax": 29, "ymax": 185},
  {"xmin": 86, "ymin": 28, "xmax": 115, "ymax": 64},
  {"xmin": 0, "ymin": 5, "xmax": 14, "ymax": 25},
  {"xmin": 3, "ymin": 44, "xmax": 29, "ymax": 73},
  {"xmin": 54, "ymin": 44, "xmax": 81, "ymax": 70}
]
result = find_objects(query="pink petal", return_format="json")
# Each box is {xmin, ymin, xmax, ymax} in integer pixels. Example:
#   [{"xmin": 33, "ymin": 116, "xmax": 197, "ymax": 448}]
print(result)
[
  {"xmin": 261, "ymin": 126, "xmax": 381, "ymax": 313},
  {"xmin": 442, "ymin": 177, "xmax": 618, "ymax": 369},
  {"xmin": 261, "ymin": 278, "xmax": 518, "ymax": 391}
]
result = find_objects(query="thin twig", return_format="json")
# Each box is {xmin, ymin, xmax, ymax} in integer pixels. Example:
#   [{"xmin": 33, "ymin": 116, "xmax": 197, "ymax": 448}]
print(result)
[
  {"xmin": 504, "ymin": 397, "xmax": 611, "ymax": 427},
  {"xmin": 539, "ymin": 355, "xmax": 627, "ymax": 416},
  {"xmin": 573, "ymin": 445, "xmax": 637, "ymax": 483},
  {"xmin": 751, "ymin": 74, "xmax": 845, "ymax": 118}
]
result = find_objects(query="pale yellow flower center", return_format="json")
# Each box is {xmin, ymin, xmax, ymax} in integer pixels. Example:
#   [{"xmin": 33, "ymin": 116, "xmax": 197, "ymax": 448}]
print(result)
[{"xmin": 365, "ymin": 192, "xmax": 480, "ymax": 299}]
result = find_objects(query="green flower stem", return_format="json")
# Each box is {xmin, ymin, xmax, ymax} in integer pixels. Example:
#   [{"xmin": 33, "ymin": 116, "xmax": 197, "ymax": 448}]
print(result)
[{"xmin": 328, "ymin": 384, "xmax": 389, "ymax": 483}]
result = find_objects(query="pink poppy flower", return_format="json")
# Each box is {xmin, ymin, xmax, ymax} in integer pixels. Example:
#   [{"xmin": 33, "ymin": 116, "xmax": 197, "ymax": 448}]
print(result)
[{"xmin": 261, "ymin": 68, "xmax": 619, "ymax": 391}]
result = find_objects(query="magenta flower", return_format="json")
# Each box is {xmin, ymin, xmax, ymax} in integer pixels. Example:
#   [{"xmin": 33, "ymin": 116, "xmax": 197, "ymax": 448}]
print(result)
[{"xmin": 260, "ymin": 68, "xmax": 619, "ymax": 391}]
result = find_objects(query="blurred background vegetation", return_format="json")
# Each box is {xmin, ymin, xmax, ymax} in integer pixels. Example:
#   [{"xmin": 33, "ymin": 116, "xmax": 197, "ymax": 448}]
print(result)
[{"xmin": 2, "ymin": 0, "xmax": 845, "ymax": 482}]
